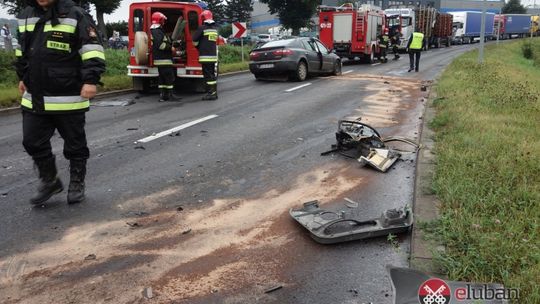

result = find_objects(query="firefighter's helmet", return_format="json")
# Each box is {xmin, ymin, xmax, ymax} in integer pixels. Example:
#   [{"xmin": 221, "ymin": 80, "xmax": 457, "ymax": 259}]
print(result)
[
  {"xmin": 200, "ymin": 10, "xmax": 214, "ymax": 23},
  {"xmin": 151, "ymin": 12, "xmax": 167, "ymax": 26}
]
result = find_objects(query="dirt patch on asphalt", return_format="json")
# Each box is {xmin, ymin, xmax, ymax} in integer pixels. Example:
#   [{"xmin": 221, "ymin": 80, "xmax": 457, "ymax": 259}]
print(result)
[{"xmin": 0, "ymin": 163, "xmax": 365, "ymax": 304}]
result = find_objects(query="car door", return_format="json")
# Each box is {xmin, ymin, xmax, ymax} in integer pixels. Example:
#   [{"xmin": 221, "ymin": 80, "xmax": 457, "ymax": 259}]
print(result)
[
  {"xmin": 301, "ymin": 39, "xmax": 322, "ymax": 73},
  {"xmin": 314, "ymin": 40, "xmax": 334, "ymax": 72}
]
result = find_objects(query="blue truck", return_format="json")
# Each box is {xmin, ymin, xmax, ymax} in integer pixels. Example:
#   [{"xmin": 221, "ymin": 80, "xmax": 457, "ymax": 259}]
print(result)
[
  {"xmin": 450, "ymin": 11, "xmax": 495, "ymax": 44},
  {"xmin": 495, "ymin": 14, "xmax": 532, "ymax": 39}
]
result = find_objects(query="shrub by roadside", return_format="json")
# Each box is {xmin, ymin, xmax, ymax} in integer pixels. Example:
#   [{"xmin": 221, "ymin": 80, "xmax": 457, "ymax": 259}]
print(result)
[{"xmin": 429, "ymin": 40, "xmax": 540, "ymax": 302}]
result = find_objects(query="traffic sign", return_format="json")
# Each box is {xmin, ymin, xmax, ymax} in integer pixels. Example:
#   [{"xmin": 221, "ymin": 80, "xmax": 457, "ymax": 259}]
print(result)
[{"xmin": 232, "ymin": 22, "xmax": 247, "ymax": 38}]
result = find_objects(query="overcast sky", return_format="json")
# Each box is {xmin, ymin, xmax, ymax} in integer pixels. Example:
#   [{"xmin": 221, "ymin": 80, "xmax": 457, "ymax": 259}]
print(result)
[{"xmin": 1, "ymin": 0, "xmax": 539, "ymax": 21}]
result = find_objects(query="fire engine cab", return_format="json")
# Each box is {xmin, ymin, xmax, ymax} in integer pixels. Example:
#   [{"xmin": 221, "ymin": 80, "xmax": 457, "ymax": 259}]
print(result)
[
  {"xmin": 128, "ymin": 1, "xmax": 218, "ymax": 92},
  {"xmin": 318, "ymin": 3, "xmax": 386, "ymax": 62}
]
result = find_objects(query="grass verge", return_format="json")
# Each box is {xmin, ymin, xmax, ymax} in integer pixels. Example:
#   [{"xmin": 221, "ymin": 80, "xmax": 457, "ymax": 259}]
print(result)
[
  {"xmin": 428, "ymin": 39, "xmax": 540, "ymax": 302},
  {"xmin": 220, "ymin": 61, "xmax": 249, "ymax": 74}
]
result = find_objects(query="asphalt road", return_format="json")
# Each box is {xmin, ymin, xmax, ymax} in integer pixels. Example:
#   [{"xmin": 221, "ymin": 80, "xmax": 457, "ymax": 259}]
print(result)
[{"xmin": 0, "ymin": 44, "xmax": 477, "ymax": 304}]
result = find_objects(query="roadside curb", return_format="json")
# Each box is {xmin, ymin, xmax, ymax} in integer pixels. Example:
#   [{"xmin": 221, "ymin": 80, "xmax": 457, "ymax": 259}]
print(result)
[
  {"xmin": 0, "ymin": 70, "xmax": 251, "ymax": 115},
  {"xmin": 410, "ymin": 86, "xmax": 443, "ymax": 275}
]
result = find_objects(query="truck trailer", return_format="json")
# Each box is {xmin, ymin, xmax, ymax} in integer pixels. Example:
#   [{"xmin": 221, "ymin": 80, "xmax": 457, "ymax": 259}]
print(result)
[
  {"xmin": 318, "ymin": 3, "xmax": 386, "ymax": 62},
  {"xmin": 450, "ymin": 11, "xmax": 495, "ymax": 44},
  {"xmin": 494, "ymin": 14, "xmax": 532, "ymax": 39},
  {"xmin": 432, "ymin": 12, "xmax": 453, "ymax": 47}
]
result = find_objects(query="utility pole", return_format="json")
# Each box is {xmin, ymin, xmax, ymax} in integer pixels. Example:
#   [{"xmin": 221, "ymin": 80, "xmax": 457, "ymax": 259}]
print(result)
[
  {"xmin": 497, "ymin": 7, "xmax": 501, "ymax": 45},
  {"xmin": 478, "ymin": 0, "xmax": 486, "ymax": 64}
]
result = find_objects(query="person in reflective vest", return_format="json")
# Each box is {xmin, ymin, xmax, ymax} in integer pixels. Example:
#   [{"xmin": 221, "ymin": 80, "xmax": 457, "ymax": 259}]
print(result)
[
  {"xmin": 192, "ymin": 10, "xmax": 218, "ymax": 100},
  {"xmin": 378, "ymin": 28, "xmax": 389, "ymax": 63},
  {"xmin": 151, "ymin": 12, "xmax": 179, "ymax": 102},
  {"xmin": 15, "ymin": 0, "xmax": 105, "ymax": 205},
  {"xmin": 407, "ymin": 31, "xmax": 425, "ymax": 72}
]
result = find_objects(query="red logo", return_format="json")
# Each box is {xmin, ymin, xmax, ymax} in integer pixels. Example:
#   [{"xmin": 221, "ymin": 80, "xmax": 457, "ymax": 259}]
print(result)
[{"xmin": 418, "ymin": 278, "xmax": 451, "ymax": 304}]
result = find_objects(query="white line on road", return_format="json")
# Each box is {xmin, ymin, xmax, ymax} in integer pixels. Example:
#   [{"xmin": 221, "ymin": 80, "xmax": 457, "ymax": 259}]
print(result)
[
  {"xmin": 136, "ymin": 114, "xmax": 219, "ymax": 143},
  {"xmin": 342, "ymin": 70, "xmax": 353, "ymax": 74},
  {"xmin": 285, "ymin": 82, "xmax": 312, "ymax": 92},
  {"xmin": 371, "ymin": 63, "xmax": 381, "ymax": 66}
]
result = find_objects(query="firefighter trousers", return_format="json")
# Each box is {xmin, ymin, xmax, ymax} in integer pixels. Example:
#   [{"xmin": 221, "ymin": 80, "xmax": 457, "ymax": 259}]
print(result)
[
  {"xmin": 158, "ymin": 66, "xmax": 175, "ymax": 90},
  {"xmin": 202, "ymin": 62, "xmax": 217, "ymax": 93},
  {"xmin": 409, "ymin": 51, "xmax": 421, "ymax": 71},
  {"xmin": 22, "ymin": 111, "xmax": 89, "ymax": 162}
]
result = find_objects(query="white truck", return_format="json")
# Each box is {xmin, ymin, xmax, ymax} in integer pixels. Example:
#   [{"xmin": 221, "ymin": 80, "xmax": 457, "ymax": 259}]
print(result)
[{"xmin": 384, "ymin": 8, "xmax": 415, "ymax": 49}]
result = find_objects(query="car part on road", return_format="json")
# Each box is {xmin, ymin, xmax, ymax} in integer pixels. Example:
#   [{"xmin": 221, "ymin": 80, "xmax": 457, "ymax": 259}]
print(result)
[
  {"xmin": 387, "ymin": 266, "xmax": 508, "ymax": 304},
  {"xmin": 290, "ymin": 200, "xmax": 412, "ymax": 244},
  {"xmin": 322, "ymin": 119, "xmax": 420, "ymax": 172},
  {"xmin": 264, "ymin": 285, "xmax": 283, "ymax": 294}
]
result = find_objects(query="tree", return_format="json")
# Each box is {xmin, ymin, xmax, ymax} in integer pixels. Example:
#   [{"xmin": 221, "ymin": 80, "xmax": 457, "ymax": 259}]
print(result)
[
  {"xmin": 260, "ymin": 0, "xmax": 319, "ymax": 35},
  {"xmin": 105, "ymin": 21, "xmax": 128, "ymax": 37},
  {"xmin": 218, "ymin": 23, "xmax": 232, "ymax": 38},
  {"xmin": 502, "ymin": 0, "xmax": 526, "ymax": 14},
  {"xmin": 205, "ymin": 0, "xmax": 226, "ymax": 23},
  {"xmin": 91, "ymin": 0, "xmax": 122, "ymax": 40},
  {"xmin": 224, "ymin": 0, "xmax": 253, "ymax": 22}
]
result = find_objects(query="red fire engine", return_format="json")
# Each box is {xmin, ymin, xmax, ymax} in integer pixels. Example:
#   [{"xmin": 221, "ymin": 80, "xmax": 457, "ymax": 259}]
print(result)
[
  {"xmin": 128, "ymin": 2, "xmax": 222, "ymax": 92},
  {"xmin": 318, "ymin": 3, "xmax": 386, "ymax": 62}
]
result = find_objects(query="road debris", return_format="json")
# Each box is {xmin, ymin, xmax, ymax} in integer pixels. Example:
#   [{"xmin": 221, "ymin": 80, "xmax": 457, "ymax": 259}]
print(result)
[
  {"xmin": 134, "ymin": 146, "xmax": 146, "ymax": 150},
  {"xmin": 290, "ymin": 200, "xmax": 412, "ymax": 244},
  {"xmin": 344, "ymin": 198, "xmax": 359, "ymax": 208},
  {"xmin": 127, "ymin": 128, "xmax": 139, "ymax": 131},
  {"xmin": 264, "ymin": 285, "xmax": 283, "ymax": 294},
  {"xmin": 322, "ymin": 119, "xmax": 420, "ymax": 172},
  {"xmin": 176, "ymin": 205, "xmax": 184, "ymax": 212},
  {"xmin": 182, "ymin": 228, "xmax": 192, "ymax": 235},
  {"xmin": 93, "ymin": 100, "xmax": 135, "ymax": 107},
  {"xmin": 126, "ymin": 222, "xmax": 142, "ymax": 228},
  {"xmin": 142, "ymin": 287, "xmax": 153, "ymax": 299},
  {"xmin": 84, "ymin": 254, "xmax": 96, "ymax": 261}
]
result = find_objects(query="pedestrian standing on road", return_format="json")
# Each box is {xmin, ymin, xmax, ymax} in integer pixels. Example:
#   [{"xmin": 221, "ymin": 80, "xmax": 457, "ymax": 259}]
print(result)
[
  {"xmin": 1, "ymin": 24, "xmax": 13, "ymax": 51},
  {"xmin": 15, "ymin": 0, "xmax": 106, "ymax": 205},
  {"xmin": 407, "ymin": 30, "xmax": 425, "ymax": 72},
  {"xmin": 192, "ymin": 10, "xmax": 218, "ymax": 101},
  {"xmin": 150, "ymin": 12, "xmax": 178, "ymax": 102}
]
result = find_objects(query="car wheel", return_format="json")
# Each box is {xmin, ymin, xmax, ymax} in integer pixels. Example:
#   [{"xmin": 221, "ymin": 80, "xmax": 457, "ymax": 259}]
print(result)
[
  {"xmin": 254, "ymin": 73, "xmax": 263, "ymax": 81},
  {"xmin": 332, "ymin": 60, "xmax": 342, "ymax": 76},
  {"xmin": 293, "ymin": 61, "xmax": 308, "ymax": 82}
]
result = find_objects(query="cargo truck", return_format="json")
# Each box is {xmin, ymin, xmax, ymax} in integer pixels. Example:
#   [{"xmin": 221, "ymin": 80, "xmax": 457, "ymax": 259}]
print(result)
[
  {"xmin": 385, "ymin": 8, "xmax": 414, "ymax": 50},
  {"xmin": 318, "ymin": 3, "xmax": 386, "ymax": 63},
  {"xmin": 450, "ymin": 11, "xmax": 495, "ymax": 44},
  {"xmin": 432, "ymin": 12, "xmax": 453, "ymax": 47},
  {"xmin": 494, "ymin": 14, "xmax": 532, "ymax": 39},
  {"xmin": 414, "ymin": 7, "xmax": 436, "ymax": 49}
]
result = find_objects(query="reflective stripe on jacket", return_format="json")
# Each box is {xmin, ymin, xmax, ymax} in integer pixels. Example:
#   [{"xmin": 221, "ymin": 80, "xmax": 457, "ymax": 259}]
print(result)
[
  {"xmin": 151, "ymin": 26, "xmax": 173, "ymax": 66},
  {"xmin": 15, "ymin": 0, "xmax": 106, "ymax": 114},
  {"xmin": 409, "ymin": 32, "xmax": 424, "ymax": 50},
  {"xmin": 192, "ymin": 23, "xmax": 218, "ymax": 63}
]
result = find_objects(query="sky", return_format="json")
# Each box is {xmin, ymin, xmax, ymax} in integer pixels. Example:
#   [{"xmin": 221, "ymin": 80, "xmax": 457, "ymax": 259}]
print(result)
[{"xmin": 1, "ymin": 0, "xmax": 539, "ymax": 21}]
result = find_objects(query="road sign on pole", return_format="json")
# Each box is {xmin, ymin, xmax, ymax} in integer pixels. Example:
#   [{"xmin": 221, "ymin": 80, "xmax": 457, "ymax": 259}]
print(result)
[
  {"xmin": 232, "ymin": 22, "xmax": 247, "ymax": 38},
  {"xmin": 232, "ymin": 22, "xmax": 247, "ymax": 62}
]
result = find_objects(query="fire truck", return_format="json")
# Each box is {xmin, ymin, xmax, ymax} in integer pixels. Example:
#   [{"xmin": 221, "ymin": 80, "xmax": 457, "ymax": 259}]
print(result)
[
  {"xmin": 128, "ymin": 1, "xmax": 220, "ymax": 92},
  {"xmin": 318, "ymin": 3, "xmax": 386, "ymax": 62}
]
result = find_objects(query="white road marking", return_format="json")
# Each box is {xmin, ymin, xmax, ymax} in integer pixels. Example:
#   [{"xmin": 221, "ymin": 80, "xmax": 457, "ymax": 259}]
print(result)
[
  {"xmin": 136, "ymin": 114, "xmax": 219, "ymax": 143},
  {"xmin": 342, "ymin": 70, "xmax": 353, "ymax": 74},
  {"xmin": 285, "ymin": 82, "xmax": 312, "ymax": 92},
  {"xmin": 371, "ymin": 63, "xmax": 381, "ymax": 66}
]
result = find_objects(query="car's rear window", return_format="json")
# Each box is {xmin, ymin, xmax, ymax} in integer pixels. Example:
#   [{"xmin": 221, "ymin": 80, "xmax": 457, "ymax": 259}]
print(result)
[{"xmin": 260, "ymin": 39, "xmax": 296, "ymax": 48}]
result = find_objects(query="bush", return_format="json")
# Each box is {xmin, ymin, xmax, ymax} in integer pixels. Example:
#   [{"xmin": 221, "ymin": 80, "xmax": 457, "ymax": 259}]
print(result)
[
  {"xmin": 219, "ymin": 44, "xmax": 251, "ymax": 64},
  {"xmin": 522, "ymin": 41, "xmax": 533, "ymax": 59},
  {"xmin": 104, "ymin": 49, "xmax": 130, "ymax": 76},
  {"xmin": 0, "ymin": 50, "xmax": 18, "ymax": 86}
]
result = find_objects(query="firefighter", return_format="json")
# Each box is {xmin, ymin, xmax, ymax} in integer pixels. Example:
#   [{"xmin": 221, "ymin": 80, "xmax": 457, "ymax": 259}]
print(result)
[
  {"xmin": 15, "ymin": 0, "xmax": 106, "ymax": 205},
  {"xmin": 151, "ymin": 12, "xmax": 178, "ymax": 102},
  {"xmin": 192, "ymin": 10, "xmax": 218, "ymax": 101},
  {"xmin": 390, "ymin": 30, "xmax": 401, "ymax": 60},
  {"xmin": 378, "ymin": 29, "xmax": 389, "ymax": 63},
  {"xmin": 407, "ymin": 30, "xmax": 425, "ymax": 72}
]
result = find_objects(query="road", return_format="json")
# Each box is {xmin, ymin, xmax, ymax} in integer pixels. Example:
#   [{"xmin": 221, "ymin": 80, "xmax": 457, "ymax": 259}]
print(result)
[{"xmin": 0, "ymin": 44, "xmax": 476, "ymax": 304}]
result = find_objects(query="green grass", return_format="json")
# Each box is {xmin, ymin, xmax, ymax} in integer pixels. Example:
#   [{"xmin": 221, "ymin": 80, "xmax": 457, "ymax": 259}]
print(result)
[
  {"xmin": 429, "ymin": 38, "xmax": 540, "ymax": 303},
  {"xmin": 0, "ymin": 46, "xmax": 250, "ymax": 108}
]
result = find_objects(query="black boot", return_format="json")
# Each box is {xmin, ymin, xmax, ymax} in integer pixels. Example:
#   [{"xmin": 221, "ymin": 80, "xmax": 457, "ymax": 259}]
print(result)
[
  {"xmin": 158, "ymin": 89, "xmax": 169, "ymax": 102},
  {"xmin": 30, "ymin": 157, "xmax": 63, "ymax": 205},
  {"xmin": 202, "ymin": 84, "xmax": 218, "ymax": 101},
  {"xmin": 67, "ymin": 159, "xmax": 86, "ymax": 204},
  {"xmin": 167, "ymin": 89, "xmax": 182, "ymax": 102}
]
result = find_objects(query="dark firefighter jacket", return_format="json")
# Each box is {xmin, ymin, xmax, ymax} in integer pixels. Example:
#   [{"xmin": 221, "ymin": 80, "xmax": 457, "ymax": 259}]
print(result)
[
  {"xmin": 151, "ymin": 25, "xmax": 173, "ymax": 66},
  {"xmin": 15, "ymin": 0, "xmax": 106, "ymax": 114},
  {"xmin": 192, "ymin": 22, "xmax": 218, "ymax": 63}
]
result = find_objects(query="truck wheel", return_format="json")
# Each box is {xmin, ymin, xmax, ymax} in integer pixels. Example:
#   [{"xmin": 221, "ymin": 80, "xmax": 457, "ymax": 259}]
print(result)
[
  {"xmin": 134, "ymin": 31, "xmax": 149, "ymax": 65},
  {"xmin": 293, "ymin": 60, "xmax": 308, "ymax": 82}
]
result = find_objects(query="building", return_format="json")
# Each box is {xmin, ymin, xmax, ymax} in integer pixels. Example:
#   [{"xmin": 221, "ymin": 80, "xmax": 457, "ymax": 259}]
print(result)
[{"xmin": 251, "ymin": 0, "xmax": 279, "ymax": 34}]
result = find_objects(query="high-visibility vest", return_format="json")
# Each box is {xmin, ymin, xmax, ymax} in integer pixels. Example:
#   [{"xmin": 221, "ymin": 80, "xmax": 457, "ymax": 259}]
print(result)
[{"xmin": 409, "ymin": 32, "xmax": 424, "ymax": 50}]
